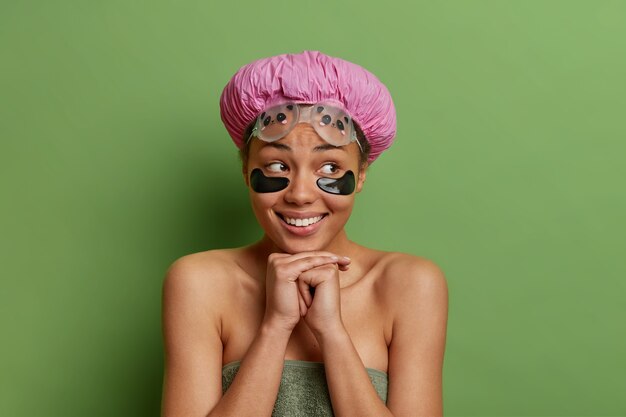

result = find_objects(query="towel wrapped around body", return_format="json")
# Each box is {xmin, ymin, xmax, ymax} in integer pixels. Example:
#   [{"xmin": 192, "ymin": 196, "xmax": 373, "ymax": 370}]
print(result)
[{"xmin": 222, "ymin": 359, "xmax": 388, "ymax": 416}]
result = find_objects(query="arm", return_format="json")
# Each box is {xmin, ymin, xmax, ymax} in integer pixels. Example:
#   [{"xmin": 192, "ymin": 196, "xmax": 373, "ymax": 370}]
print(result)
[
  {"xmin": 160, "ymin": 254, "xmax": 292, "ymax": 417},
  {"xmin": 385, "ymin": 257, "xmax": 449, "ymax": 416},
  {"xmin": 317, "ymin": 324, "xmax": 393, "ymax": 417},
  {"xmin": 208, "ymin": 323, "xmax": 292, "ymax": 417},
  {"xmin": 317, "ymin": 256, "xmax": 449, "ymax": 417}
]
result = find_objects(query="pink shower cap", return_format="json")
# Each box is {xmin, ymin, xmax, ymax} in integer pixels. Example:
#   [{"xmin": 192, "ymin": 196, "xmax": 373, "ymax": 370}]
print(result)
[{"xmin": 219, "ymin": 50, "xmax": 397, "ymax": 164}]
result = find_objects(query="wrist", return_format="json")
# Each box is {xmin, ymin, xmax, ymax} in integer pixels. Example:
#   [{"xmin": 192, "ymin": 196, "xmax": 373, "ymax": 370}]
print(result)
[
  {"xmin": 311, "ymin": 319, "xmax": 347, "ymax": 342},
  {"xmin": 261, "ymin": 317, "xmax": 296, "ymax": 339}
]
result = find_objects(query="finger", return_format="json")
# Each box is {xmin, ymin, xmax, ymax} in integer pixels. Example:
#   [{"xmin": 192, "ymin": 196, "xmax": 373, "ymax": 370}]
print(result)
[
  {"xmin": 274, "ymin": 256, "xmax": 340, "ymax": 283},
  {"xmin": 268, "ymin": 252, "xmax": 292, "ymax": 262},
  {"xmin": 297, "ymin": 267, "xmax": 330, "ymax": 290},
  {"xmin": 285, "ymin": 256, "xmax": 349, "ymax": 277},
  {"xmin": 298, "ymin": 276, "xmax": 313, "ymax": 307},
  {"xmin": 307, "ymin": 261, "xmax": 348, "ymax": 272},
  {"xmin": 297, "ymin": 289, "xmax": 307, "ymax": 316},
  {"xmin": 279, "ymin": 251, "xmax": 352, "ymax": 265}
]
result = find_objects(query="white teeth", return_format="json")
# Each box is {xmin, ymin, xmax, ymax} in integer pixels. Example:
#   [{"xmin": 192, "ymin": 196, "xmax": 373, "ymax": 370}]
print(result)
[{"xmin": 283, "ymin": 215, "xmax": 324, "ymax": 227}]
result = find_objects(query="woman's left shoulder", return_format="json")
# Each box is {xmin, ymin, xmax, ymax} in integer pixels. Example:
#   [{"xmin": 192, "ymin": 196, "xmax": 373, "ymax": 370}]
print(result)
[
  {"xmin": 382, "ymin": 251, "xmax": 445, "ymax": 274},
  {"xmin": 375, "ymin": 251, "xmax": 448, "ymax": 296}
]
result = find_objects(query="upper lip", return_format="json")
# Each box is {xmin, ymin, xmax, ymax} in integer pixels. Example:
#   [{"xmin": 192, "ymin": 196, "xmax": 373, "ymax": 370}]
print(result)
[{"xmin": 275, "ymin": 210, "xmax": 327, "ymax": 219}]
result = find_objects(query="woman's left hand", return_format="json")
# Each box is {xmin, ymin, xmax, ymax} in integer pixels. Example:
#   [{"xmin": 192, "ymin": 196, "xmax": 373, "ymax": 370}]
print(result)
[{"xmin": 297, "ymin": 257, "xmax": 350, "ymax": 338}]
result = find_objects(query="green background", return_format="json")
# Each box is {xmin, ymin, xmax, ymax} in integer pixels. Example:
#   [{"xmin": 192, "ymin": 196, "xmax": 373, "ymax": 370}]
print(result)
[{"xmin": 1, "ymin": 1, "xmax": 624, "ymax": 416}]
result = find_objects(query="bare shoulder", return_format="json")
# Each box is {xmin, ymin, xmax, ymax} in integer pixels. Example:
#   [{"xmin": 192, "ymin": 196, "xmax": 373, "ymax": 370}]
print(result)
[
  {"xmin": 379, "ymin": 252, "xmax": 449, "ymax": 415},
  {"xmin": 381, "ymin": 251, "xmax": 447, "ymax": 286},
  {"xmin": 160, "ymin": 248, "xmax": 245, "ymax": 415},
  {"xmin": 163, "ymin": 250, "xmax": 233, "ymax": 304},
  {"xmin": 165, "ymin": 248, "xmax": 244, "ymax": 275},
  {"xmin": 376, "ymin": 251, "xmax": 449, "ymax": 315},
  {"xmin": 165, "ymin": 248, "xmax": 246, "ymax": 290},
  {"xmin": 164, "ymin": 249, "xmax": 240, "ymax": 285}
]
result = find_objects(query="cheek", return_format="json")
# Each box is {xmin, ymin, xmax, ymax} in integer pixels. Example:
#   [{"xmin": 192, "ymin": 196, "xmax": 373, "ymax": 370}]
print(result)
[
  {"xmin": 323, "ymin": 195, "xmax": 355, "ymax": 215},
  {"xmin": 249, "ymin": 192, "xmax": 280, "ymax": 212}
]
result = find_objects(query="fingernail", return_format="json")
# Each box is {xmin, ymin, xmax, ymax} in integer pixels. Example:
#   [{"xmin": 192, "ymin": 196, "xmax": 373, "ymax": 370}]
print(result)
[
  {"xmin": 343, "ymin": 256, "xmax": 351, "ymax": 261},
  {"xmin": 331, "ymin": 256, "xmax": 339, "ymax": 261}
]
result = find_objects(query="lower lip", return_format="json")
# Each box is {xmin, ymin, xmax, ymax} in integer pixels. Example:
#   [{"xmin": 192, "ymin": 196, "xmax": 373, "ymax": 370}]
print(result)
[{"xmin": 278, "ymin": 214, "xmax": 327, "ymax": 236}]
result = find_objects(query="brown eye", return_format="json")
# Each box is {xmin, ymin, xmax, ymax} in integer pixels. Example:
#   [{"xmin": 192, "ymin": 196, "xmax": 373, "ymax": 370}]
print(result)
[
  {"xmin": 267, "ymin": 162, "xmax": 288, "ymax": 173},
  {"xmin": 320, "ymin": 163, "xmax": 339, "ymax": 175}
]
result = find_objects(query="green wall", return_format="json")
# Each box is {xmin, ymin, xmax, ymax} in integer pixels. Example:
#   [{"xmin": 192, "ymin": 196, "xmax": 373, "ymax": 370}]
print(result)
[{"xmin": 1, "ymin": 1, "xmax": 624, "ymax": 416}]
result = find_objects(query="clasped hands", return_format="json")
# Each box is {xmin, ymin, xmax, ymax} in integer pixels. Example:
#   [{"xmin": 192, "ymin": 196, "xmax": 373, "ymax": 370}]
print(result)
[{"xmin": 263, "ymin": 251, "xmax": 350, "ymax": 338}]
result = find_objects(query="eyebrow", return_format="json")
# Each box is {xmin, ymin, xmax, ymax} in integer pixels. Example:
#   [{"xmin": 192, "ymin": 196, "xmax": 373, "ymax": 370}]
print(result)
[
  {"xmin": 261, "ymin": 142, "xmax": 291, "ymax": 152},
  {"xmin": 313, "ymin": 143, "xmax": 346, "ymax": 153},
  {"xmin": 260, "ymin": 142, "xmax": 346, "ymax": 153}
]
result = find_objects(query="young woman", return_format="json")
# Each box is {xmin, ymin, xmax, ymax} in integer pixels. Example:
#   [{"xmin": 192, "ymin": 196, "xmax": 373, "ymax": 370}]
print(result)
[{"xmin": 161, "ymin": 50, "xmax": 449, "ymax": 417}]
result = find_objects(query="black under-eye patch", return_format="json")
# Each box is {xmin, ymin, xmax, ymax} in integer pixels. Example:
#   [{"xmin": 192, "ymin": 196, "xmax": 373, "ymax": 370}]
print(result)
[
  {"xmin": 317, "ymin": 170, "xmax": 356, "ymax": 195},
  {"xmin": 250, "ymin": 168, "xmax": 289, "ymax": 193}
]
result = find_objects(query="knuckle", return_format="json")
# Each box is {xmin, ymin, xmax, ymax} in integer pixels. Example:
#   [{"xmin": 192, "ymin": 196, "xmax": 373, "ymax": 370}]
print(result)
[
  {"xmin": 269, "ymin": 255, "xmax": 286, "ymax": 268},
  {"xmin": 322, "ymin": 265, "xmax": 337, "ymax": 275},
  {"xmin": 268, "ymin": 253, "xmax": 281, "ymax": 263}
]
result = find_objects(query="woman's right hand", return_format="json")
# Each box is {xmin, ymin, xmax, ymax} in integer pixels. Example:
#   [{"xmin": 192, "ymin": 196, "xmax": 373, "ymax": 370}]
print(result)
[{"xmin": 262, "ymin": 251, "xmax": 351, "ymax": 333}]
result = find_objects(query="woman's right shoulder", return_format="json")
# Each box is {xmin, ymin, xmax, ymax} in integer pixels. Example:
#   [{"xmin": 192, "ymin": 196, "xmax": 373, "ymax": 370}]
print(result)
[{"xmin": 162, "ymin": 248, "xmax": 244, "ymax": 295}]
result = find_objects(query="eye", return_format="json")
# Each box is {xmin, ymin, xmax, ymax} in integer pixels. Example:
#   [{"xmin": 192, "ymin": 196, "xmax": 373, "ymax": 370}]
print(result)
[
  {"xmin": 320, "ymin": 163, "xmax": 340, "ymax": 175},
  {"xmin": 266, "ymin": 162, "xmax": 288, "ymax": 173}
]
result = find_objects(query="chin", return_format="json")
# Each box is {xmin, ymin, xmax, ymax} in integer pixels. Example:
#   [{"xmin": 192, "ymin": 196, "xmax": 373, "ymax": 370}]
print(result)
[
  {"xmin": 279, "ymin": 240, "xmax": 324, "ymax": 254},
  {"xmin": 271, "ymin": 235, "xmax": 329, "ymax": 254}
]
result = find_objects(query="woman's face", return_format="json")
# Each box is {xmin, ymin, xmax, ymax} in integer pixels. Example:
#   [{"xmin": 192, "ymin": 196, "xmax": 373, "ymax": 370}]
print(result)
[{"xmin": 244, "ymin": 123, "xmax": 366, "ymax": 254}]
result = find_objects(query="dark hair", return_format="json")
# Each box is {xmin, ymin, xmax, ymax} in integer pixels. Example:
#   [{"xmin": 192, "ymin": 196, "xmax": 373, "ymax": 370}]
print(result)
[{"xmin": 238, "ymin": 120, "xmax": 371, "ymax": 171}]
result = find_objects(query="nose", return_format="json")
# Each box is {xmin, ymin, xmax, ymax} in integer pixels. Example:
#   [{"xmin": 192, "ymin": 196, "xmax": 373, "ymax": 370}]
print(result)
[{"xmin": 283, "ymin": 171, "xmax": 318, "ymax": 206}]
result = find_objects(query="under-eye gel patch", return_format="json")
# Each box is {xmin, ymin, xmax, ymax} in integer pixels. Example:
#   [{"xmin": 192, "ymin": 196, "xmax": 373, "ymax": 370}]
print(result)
[
  {"xmin": 250, "ymin": 168, "xmax": 290, "ymax": 193},
  {"xmin": 317, "ymin": 170, "xmax": 356, "ymax": 195}
]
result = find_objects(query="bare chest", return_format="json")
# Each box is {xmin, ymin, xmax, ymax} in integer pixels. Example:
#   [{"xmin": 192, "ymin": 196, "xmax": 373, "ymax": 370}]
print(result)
[{"xmin": 221, "ymin": 277, "xmax": 391, "ymax": 373}]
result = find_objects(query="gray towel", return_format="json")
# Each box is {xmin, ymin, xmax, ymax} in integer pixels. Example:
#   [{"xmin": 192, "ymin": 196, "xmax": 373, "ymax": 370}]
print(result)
[{"xmin": 222, "ymin": 359, "xmax": 388, "ymax": 416}]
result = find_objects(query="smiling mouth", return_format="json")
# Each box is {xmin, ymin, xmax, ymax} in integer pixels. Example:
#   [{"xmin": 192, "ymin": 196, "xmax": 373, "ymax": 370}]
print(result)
[{"xmin": 276, "ymin": 212, "xmax": 328, "ymax": 227}]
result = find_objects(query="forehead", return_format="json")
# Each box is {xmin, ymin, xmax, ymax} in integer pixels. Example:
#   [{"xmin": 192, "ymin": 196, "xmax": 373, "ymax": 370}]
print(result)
[
  {"xmin": 249, "ymin": 123, "xmax": 359, "ymax": 157},
  {"xmin": 269, "ymin": 123, "xmax": 325, "ymax": 147}
]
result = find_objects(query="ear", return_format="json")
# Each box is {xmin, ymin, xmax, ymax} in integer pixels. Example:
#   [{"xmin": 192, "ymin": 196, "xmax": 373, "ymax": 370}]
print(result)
[
  {"xmin": 356, "ymin": 162, "xmax": 368, "ymax": 193},
  {"xmin": 242, "ymin": 164, "xmax": 250, "ymax": 187}
]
